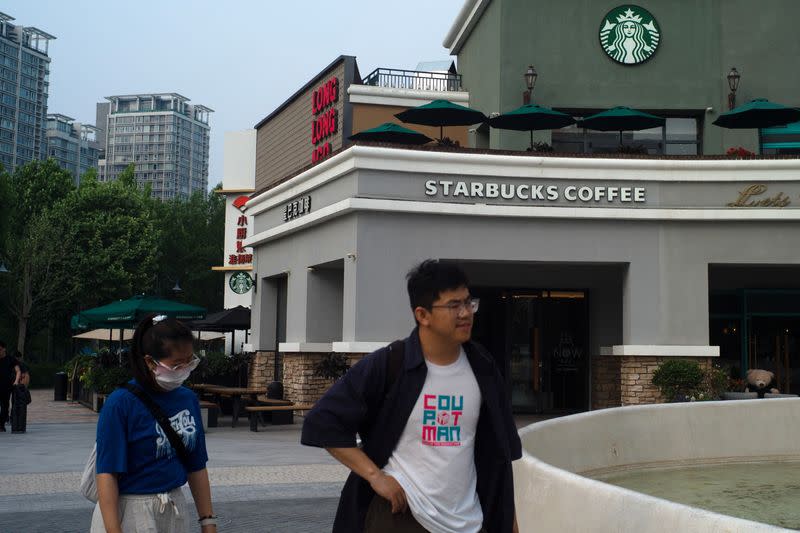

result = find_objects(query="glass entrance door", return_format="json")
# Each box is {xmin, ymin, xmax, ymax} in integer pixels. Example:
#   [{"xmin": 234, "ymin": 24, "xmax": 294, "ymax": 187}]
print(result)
[
  {"xmin": 507, "ymin": 291, "xmax": 588, "ymax": 412},
  {"xmin": 747, "ymin": 317, "xmax": 800, "ymax": 394}
]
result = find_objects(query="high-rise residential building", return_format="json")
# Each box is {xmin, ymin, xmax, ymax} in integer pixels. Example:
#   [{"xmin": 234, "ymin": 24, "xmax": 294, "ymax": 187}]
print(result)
[
  {"xmin": 96, "ymin": 93, "xmax": 212, "ymax": 200},
  {"xmin": 0, "ymin": 12, "xmax": 55, "ymax": 173},
  {"xmin": 45, "ymin": 114, "xmax": 100, "ymax": 183}
]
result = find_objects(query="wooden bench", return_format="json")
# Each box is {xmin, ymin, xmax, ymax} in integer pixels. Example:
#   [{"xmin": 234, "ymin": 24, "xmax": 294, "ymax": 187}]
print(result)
[
  {"xmin": 244, "ymin": 404, "xmax": 315, "ymax": 431},
  {"xmin": 198, "ymin": 400, "xmax": 219, "ymax": 429}
]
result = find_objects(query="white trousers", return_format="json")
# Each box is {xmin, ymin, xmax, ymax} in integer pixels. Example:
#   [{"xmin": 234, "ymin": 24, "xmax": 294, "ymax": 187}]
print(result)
[{"xmin": 89, "ymin": 487, "xmax": 188, "ymax": 533}]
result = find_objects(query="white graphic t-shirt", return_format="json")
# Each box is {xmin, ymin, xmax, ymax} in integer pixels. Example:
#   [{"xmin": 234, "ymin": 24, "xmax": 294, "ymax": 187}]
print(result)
[{"xmin": 383, "ymin": 348, "xmax": 483, "ymax": 533}]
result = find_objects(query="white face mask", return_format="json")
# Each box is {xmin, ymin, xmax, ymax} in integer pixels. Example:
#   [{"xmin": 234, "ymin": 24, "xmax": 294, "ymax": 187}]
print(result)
[{"xmin": 152, "ymin": 357, "xmax": 199, "ymax": 391}]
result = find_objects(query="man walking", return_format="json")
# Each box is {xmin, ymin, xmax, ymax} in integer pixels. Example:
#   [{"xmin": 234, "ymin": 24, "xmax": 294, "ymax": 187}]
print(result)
[
  {"xmin": 302, "ymin": 260, "xmax": 521, "ymax": 532},
  {"xmin": 0, "ymin": 341, "xmax": 21, "ymax": 432}
]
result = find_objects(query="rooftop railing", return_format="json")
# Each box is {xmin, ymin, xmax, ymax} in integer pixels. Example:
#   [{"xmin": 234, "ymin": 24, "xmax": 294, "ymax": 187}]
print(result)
[{"xmin": 362, "ymin": 68, "xmax": 462, "ymax": 92}]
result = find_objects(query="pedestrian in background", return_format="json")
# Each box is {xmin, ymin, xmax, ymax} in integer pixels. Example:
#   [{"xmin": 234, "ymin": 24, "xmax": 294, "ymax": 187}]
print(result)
[
  {"xmin": 90, "ymin": 314, "xmax": 217, "ymax": 533},
  {"xmin": 0, "ymin": 340, "xmax": 21, "ymax": 432}
]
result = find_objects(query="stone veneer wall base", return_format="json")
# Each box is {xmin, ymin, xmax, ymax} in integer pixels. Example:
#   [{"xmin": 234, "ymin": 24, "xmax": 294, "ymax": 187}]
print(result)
[
  {"xmin": 282, "ymin": 352, "xmax": 366, "ymax": 406},
  {"xmin": 591, "ymin": 355, "xmax": 621, "ymax": 409},
  {"xmin": 249, "ymin": 351, "xmax": 276, "ymax": 395},
  {"xmin": 620, "ymin": 356, "xmax": 713, "ymax": 406},
  {"xmin": 592, "ymin": 355, "xmax": 714, "ymax": 408}
]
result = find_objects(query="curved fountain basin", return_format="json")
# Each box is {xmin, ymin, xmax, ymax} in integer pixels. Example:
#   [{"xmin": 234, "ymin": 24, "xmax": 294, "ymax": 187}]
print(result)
[{"xmin": 514, "ymin": 399, "xmax": 800, "ymax": 532}]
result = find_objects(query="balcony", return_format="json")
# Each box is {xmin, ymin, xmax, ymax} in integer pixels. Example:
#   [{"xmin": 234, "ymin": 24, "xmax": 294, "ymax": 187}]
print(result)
[{"xmin": 361, "ymin": 68, "xmax": 462, "ymax": 93}]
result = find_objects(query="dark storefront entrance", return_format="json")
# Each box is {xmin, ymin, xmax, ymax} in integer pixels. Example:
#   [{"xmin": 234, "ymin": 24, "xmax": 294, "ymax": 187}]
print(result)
[
  {"xmin": 710, "ymin": 289, "xmax": 800, "ymax": 394},
  {"xmin": 472, "ymin": 289, "xmax": 589, "ymax": 413}
]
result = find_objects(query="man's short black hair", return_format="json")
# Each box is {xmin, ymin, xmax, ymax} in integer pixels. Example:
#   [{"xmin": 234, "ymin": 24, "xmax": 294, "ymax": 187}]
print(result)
[
  {"xmin": 0, "ymin": 340, "xmax": 6, "ymax": 349},
  {"xmin": 406, "ymin": 259, "xmax": 469, "ymax": 310}
]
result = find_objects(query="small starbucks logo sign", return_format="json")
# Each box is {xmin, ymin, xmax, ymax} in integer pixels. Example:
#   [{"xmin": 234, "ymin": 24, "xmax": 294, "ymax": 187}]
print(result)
[
  {"xmin": 599, "ymin": 5, "xmax": 661, "ymax": 65},
  {"xmin": 229, "ymin": 272, "xmax": 253, "ymax": 295}
]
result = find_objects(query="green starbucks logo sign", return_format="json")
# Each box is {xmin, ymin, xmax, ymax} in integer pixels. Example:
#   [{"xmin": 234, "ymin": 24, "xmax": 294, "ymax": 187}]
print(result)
[
  {"xmin": 599, "ymin": 5, "xmax": 661, "ymax": 65},
  {"xmin": 229, "ymin": 272, "xmax": 253, "ymax": 294}
]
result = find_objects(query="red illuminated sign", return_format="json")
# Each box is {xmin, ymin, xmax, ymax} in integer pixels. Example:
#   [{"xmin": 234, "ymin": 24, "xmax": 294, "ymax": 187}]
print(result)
[
  {"xmin": 228, "ymin": 213, "xmax": 253, "ymax": 266},
  {"xmin": 311, "ymin": 76, "xmax": 339, "ymax": 164}
]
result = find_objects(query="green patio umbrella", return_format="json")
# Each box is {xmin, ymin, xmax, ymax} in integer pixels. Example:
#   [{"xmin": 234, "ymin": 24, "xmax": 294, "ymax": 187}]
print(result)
[
  {"xmin": 395, "ymin": 99, "xmax": 487, "ymax": 142},
  {"xmin": 712, "ymin": 99, "xmax": 800, "ymax": 129},
  {"xmin": 71, "ymin": 295, "xmax": 207, "ymax": 331},
  {"xmin": 577, "ymin": 106, "xmax": 665, "ymax": 145},
  {"xmin": 489, "ymin": 104, "xmax": 576, "ymax": 149},
  {"xmin": 348, "ymin": 122, "xmax": 433, "ymax": 145}
]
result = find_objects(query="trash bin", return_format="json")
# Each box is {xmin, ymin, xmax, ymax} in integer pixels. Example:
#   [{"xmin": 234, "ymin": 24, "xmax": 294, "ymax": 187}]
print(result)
[
  {"xmin": 267, "ymin": 380, "xmax": 284, "ymax": 400},
  {"xmin": 11, "ymin": 385, "xmax": 29, "ymax": 433},
  {"xmin": 54, "ymin": 371, "xmax": 67, "ymax": 401}
]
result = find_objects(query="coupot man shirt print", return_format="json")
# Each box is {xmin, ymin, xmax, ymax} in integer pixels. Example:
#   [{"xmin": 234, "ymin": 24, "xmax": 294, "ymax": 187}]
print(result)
[
  {"xmin": 422, "ymin": 394, "xmax": 464, "ymax": 446},
  {"xmin": 600, "ymin": 5, "xmax": 661, "ymax": 65}
]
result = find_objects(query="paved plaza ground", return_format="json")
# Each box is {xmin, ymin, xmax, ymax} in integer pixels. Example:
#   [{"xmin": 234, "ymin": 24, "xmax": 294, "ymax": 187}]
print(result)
[
  {"xmin": 0, "ymin": 389, "xmax": 550, "ymax": 533},
  {"xmin": 0, "ymin": 389, "xmax": 346, "ymax": 533}
]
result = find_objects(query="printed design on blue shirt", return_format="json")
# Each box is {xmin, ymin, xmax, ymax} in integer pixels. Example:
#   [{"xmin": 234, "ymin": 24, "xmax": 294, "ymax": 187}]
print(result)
[
  {"xmin": 421, "ymin": 394, "xmax": 463, "ymax": 447},
  {"xmin": 155, "ymin": 409, "xmax": 197, "ymax": 459}
]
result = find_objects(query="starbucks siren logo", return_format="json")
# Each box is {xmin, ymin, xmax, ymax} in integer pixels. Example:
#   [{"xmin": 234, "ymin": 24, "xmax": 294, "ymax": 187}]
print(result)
[
  {"xmin": 599, "ymin": 5, "xmax": 660, "ymax": 65},
  {"xmin": 229, "ymin": 272, "xmax": 253, "ymax": 294}
]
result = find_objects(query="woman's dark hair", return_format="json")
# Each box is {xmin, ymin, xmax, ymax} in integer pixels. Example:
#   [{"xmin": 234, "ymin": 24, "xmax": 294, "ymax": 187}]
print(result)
[
  {"xmin": 131, "ymin": 313, "xmax": 194, "ymax": 392},
  {"xmin": 406, "ymin": 259, "xmax": 469, "ymax": 311}
]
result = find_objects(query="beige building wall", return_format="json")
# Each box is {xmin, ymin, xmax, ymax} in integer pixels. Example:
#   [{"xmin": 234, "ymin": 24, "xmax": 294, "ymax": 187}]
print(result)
[{"xmin": 352, "ymin": 103, "xmax": 469, "ymax": 146}]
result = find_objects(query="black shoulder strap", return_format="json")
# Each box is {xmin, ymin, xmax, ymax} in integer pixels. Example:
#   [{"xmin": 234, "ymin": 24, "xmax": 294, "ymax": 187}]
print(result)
[
  {"xmin": 124, "ymin": 384, "xmax": 191, "ymax": 469},
  {"xmin": 384, "ymin": 340, "xmax": 405, "ymax": 398}
]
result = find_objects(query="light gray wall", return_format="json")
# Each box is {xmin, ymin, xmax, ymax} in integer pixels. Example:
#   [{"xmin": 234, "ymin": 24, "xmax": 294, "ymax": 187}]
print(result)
[
  {"xmin": 252, "ymin": 274, "xmax": 280, "ymax": 350},
  {"xmin": 306, "ymin": 265, "xmax": 344, "ymax": 342},
  {"xmin": 250, "ymin": 165, "xmax": 800, "ymax": 349},
  {"xmin": 252, "ymin": 214, "xmax": 356, "ymax": 345},
  {"xmin": 350, "ymin": 213, "xmax": 800, "ymax": 347},
  {"xmin": 352, "ymin": 211, "xmax": 654, "ymax": 342},
  {"xmin": 253, "ymin": 173, "xmax": 357, "ymax": 234}
]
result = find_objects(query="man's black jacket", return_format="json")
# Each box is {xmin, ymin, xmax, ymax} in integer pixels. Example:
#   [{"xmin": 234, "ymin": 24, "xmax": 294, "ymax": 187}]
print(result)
[{"xmin": 301, "ymin": 329, "xmax": 522, "ymax": 533}]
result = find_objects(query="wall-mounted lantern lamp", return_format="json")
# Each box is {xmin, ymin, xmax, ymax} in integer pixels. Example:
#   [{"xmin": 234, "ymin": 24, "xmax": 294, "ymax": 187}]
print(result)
[
  {"xmin": 523, "ymin": 65, "xmax": 538, "ymax": 105},
  {"xmin": 727, "ymin": 67, "xmax": 741, "ymax": 110}
]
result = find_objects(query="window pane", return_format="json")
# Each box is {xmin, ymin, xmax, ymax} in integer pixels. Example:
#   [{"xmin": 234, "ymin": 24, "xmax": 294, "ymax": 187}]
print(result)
[
  {"xmin": 665, "ymin": 143, "xmax": 698, "ymax": 155},
  {"xmin": 666, "ymin": 118, "xmax": 697, "ymax": 142}
]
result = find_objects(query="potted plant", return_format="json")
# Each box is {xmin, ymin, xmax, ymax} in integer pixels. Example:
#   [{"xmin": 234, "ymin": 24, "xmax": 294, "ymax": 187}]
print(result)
[
  {"xmin": 313, "ymin": 353, "xmax": 350, "ymax": 382},
  {"xmin": 651, "ymin": 359, "xmax": 704, "ymax": 402}
]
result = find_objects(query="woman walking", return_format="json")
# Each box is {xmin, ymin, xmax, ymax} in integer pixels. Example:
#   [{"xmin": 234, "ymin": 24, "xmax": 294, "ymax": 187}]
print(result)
[{"xmin": 91, "ymin": 314, "xmax": 216, "ymax": 532}]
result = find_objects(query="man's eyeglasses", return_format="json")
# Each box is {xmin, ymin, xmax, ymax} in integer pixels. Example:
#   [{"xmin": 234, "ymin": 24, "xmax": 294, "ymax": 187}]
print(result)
[{"xmin": 430, "ymin": 298, "xmax": 480, "ymax": 315}]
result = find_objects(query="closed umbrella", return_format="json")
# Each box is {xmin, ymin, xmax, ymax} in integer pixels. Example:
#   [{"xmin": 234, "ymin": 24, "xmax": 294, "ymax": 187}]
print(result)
[
  {"xmin": 489, "ymin": 104, "xmax": 576, "ymax": 149},
  {"xmin": 577, "ymin": 106, "xmax": 665, "ymax": 145},
  {"xmin": 395, "ymin": 99, "xmax": 486, "ymax": 142},
  {"xmin": 712, "ymin": 99, "xmax": 800, "ymax": 129},
  {"xmin": 349, "ymin": 122, "xmax": 432, "ymax": 145}
]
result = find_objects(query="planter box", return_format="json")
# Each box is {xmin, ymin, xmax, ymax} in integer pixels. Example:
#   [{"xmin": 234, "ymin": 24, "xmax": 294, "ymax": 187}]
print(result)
[{"xmin": 721, "ymin": 392, "xmax": 757, "ymax": 400}]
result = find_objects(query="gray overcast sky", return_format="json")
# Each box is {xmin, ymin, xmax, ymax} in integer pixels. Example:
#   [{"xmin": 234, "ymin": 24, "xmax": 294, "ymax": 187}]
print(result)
[{"xmin": 7, "ymin": 0, "xmax": 464, "ymax": 187}]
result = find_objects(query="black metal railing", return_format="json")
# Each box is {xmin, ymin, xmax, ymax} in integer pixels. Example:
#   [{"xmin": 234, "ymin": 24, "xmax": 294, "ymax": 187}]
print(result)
[{"xmin": 361, "ymin": 68, "xmax": 462, "ymax": 92}]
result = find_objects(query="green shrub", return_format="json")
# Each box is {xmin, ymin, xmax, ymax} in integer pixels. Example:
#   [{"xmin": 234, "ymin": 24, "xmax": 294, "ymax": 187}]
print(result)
[
  {"xmin": 652, "ymin": 359, "xmax": 704, "ymax": 402},
  {"xmin": 697, "ymin": 365, "xmax": 729, "ymax": 401},
  {"xmin": 83, "ymin": 365, "xmax": 131, "ymax": 394},
  {"xmin": 313, "ymin": 353, "xmax": 350, "ymax": 380},
  {"xmin": 64, "ymin": 354, "xmax": 96, "ymax": 375},
  {"xmin": 191, "ymin": 351, "xmax": 252, "ymax": 386}
]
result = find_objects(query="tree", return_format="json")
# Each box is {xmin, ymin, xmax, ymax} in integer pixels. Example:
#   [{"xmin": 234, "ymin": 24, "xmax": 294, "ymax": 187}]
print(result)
[
  {"xmin": 1, "ymin": 160, "xmax": 75, "ymax": 357},
  {"xmin": 58, "ymin": 165, "xmax": 160, "ymax": 310},
  {"xmin": 152, "ymin": 185, "xmax": 224, "ymax": 311}
]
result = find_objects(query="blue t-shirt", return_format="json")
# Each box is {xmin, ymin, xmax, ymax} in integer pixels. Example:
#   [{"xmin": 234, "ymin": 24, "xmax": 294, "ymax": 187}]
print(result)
[{"xmin": 96, "ymin": 380, "xmax": 208, "ymax": 494}]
